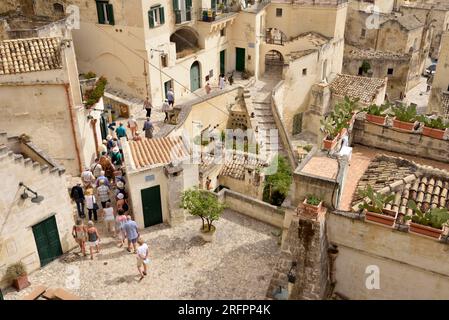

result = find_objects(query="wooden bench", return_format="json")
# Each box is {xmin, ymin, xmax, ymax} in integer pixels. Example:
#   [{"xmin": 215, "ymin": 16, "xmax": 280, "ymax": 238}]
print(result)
[{"xmin": 22, "ymin": 285, "xmax": 47, "ymax": 300}]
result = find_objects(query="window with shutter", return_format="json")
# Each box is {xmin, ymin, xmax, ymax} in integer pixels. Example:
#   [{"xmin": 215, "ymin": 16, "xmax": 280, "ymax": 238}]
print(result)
[
  {"xmin": 106, "ymin": 4, "xmax": 115, "ymax": 25},
  {"xmin": 159, "ymin": 7, "xmax": 165, "ymax": 25},
  {"xmin": 148, "ymin": 10, "xmax": 155, "ymax": 28},
  {"xmin": 211, "ymin": 0, "xmax": 217, "ymax": 9},
  {"xmin": 95, "ymin": 1, "xmax": 106, "ymax": 24}
]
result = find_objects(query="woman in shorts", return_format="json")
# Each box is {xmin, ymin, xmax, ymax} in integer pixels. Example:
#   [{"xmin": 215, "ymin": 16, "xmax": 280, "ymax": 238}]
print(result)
[
  {"xmin": 103, "ymin": 202, "xmax": 115, "ymax": 236},
  {"xmin": 72, "ymin": 219, "xmax": 87, "ymax": 257},
  {"xmin": 115, "ymin": 209, "xmax": 127, "ymax": 248},
  {"xmin": 86, "ymin": 220, "xmax": 100, "ymax": 260}
]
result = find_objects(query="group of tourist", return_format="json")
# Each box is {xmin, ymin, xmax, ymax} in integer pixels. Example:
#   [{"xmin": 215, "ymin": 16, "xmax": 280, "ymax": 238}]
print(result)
[{"xmin": 70, "ymin": 132, "xmax": 150, "ymax": 279}]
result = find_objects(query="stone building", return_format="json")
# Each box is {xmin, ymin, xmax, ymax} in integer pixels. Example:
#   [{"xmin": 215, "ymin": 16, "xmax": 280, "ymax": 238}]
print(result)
[
  {"xmin": 344, "ymin": 1, "xmax": 431, "ymax": 100},
  {"xmin": 428, "ymin": 31, "xmax": 449, "ymax": 116},
  {"xmin": 0, "ymin": 132, "xmax": 76, "ymax": 289},
  {"xmin": 0, "ymin": 12, "xmax": 102, "ymax": 175},
  {"xmin": 122, "ymin": 135, "xmax": 198, "ymax": 228}
]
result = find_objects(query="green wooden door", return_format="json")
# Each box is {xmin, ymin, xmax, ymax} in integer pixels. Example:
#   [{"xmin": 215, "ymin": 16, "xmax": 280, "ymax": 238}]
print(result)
[
  {"xmin": 220, "ymin": 50, "xmax": 226, "ymax": 75},
  {"xmin": 190, "ymin": 61, "xmax": 201, "ymax": 92},
  {"xmin": 32, "ymin": 216, "xmax": 63, "ymax": 267},
  {"xmin": 141, "ymin": 185, "xmax": 163, "ymax": 228},
  {"xmin": 235, "ymin": 47, "xmax": 245, "ymax": 72}
]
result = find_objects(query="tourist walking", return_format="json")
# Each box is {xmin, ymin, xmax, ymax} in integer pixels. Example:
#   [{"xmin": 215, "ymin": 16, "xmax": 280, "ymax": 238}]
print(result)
[
  {"xmin": 90, "ymin": 158, "xmax": 103, "ymax": 178},
  {"xmin": 205, "ymin": 82, "xmax": 211, "ymax": 94},
  {"xmin": 72, "ymin": 219, "xmax": 87, "ymax": 257},
  {"xmin": 111, "ymin": 146, "xmax": 123, "ymax": 167},
  {"xmin": 106, "ymin": 135, "xmax": 114, "ymax": 152},
  {"xmin": 124, "ymin": 215, "xmax": 139, "ymax": 253},
  {"xmin": 70, "ymin": 183, "xmax": 85, "ymax": 218},
  {"xmin": 116, "ymin": 122, "xmax": 128, "ymax": 140},
  {"xmin": 96, "ymin": 179, "xmax": 110, "ymax": 209},
  {"xmin": 143, "ymin": 117, "xmax": 154, "ymax": 139},
  {"xmin": 86, "ymin": 220, "xmax": 100, "ymax": 260},
  {"xmin": 162, "ymin": 99, "xmax": 171, "ymax": 123},
  {"xmin": 100, "ymin": 139, "xmax": 108, "ymax": 156},
  {"xmin": 219, "ymin": 74, "xmax": 226, "ymax": 90},
  {"xmin": 116, "ymin": 193, "xmax": 129, "ymax": 213},
  {"xmin": 143, "ymin": 97, "xmax": 153, "ymax": 118},
  {"xmin": 99, "ymin": 153, "xmax": 115, "ymax": 181},
  {"xmin": 85, "ymin": 189, "xmax": 99, "ymax": 222},
  {"xmin": 167, "ymin": 88, "xmax": 175, "ymax": 107},
  {"xmin": 133, "ymin": 131, "xmax": 142, "ymax": 141},
  {"xmin": 136, "ymin": 237, "xmax": 150, "ymax": 279},
  {"xmin": 103, "ymin": 202, "xmax": 115, "ymax": 236},
  {"xmin": 115, "ymin": 209, "xmax": 127, "ymax": 247},
  {"xmin": 95, "ymin": 170, "xmax": 111, "ymax": 188},
  {"xmin": 127, "ymin": 115, "xmax": 138, "ymax": 138},
  {"xmin": 81, "ymin": 167, "xmax": 95, "ymax": 188}
]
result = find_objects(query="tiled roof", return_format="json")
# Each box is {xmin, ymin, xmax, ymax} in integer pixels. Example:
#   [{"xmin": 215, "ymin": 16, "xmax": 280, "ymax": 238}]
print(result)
[
  {"xmin": 295, "ymin": 31, "xmax": 330, "ymax": 47},
  {"xmin": 345, "ymin": 45, "xmax": 410, "ymax": 60},
  {"xmin": 0, "ymin": 37, "xmax": 62, "ymax": 75},
  {"xmin": 220, "ymin": 153, "xmax": 267, "ymax": 180},
  {"xmin": 329, "ymin": 74, "xmax": 387, "ymax": 104},
  {"xmin": 352, "ymin": 155, "xmax": 449, "ymax": 215},
  {"xmin": 128, "ymin": 136, "xmax": 190, "ymax": 169},
  {"xmin": 395, "ymin": 14, "xmax": 424, "ymax": 31}
]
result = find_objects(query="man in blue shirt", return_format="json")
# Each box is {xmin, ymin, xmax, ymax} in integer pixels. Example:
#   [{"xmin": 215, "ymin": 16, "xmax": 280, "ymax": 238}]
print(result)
[
  {"xmin": 116, "ymin": 122, "xmax": 128, "ymax": 140},
  {"xmin": 124, "ymin": 215, "xmax": 139, "ymax": 253}
]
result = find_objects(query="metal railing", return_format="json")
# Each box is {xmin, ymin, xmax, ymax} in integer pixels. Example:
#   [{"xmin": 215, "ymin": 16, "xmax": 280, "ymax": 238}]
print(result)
[{"xmin": 198, "ymin": 7, "xmax": 236, "ymax": 22}]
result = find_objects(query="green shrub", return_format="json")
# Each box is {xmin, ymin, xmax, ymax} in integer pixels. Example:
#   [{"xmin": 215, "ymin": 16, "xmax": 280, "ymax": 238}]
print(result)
[
  {"xmin": 306, "ymin": 195, "xmax": 321, "ymax": 206},
  {"xmin": 392, "ymin": 104, "xmax": 417, "ymax": 123},
  {"xmin": 85, "ymin": 76, "xmax": 107, "ymax": 107},
  {"xmin": 364, "ymin": 102, "xmax": 390, "ymax": 116},
  {"xmin": 5, "ymin": 262, "xmax": 27, "ymax": 281},
  {"xmin": 84, "ymin": 71, "xmax": 97, "ymax": 79},
  {"xmin": 416, "ymin": 115, "xmax": 448, "ymax": 130},
  {"xmin": 405, "ymin": 200, "xmax": 449, "ymax": 229},
  {"xmin": 358, "ymin": 185, "xmax": 394, "ymax": 214}
]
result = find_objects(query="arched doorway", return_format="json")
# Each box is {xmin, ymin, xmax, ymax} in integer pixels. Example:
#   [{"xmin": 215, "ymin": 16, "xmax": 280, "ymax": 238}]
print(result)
[
  {"xmin": 265, "ymin": 50, "xmax": 283, "ymax": 78},
  {"xmin": 170, "ymin": 27, "xmax": 200, "ymax": 59},
  {"xmin": 190, "ymin": 61, "xmax": 201, "ymax": 92}
]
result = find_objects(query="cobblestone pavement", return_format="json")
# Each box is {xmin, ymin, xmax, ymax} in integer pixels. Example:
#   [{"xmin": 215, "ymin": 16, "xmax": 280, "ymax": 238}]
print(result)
[
  {"xmin": 404, "ymin": 76, "xmax": 430, "ymax": 114},
  {"xmin": 4, "ymin": 209, "xmax": 280, "ymax": 300}
]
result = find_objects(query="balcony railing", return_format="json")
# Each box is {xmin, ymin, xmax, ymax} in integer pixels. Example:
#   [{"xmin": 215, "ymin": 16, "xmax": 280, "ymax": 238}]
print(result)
[
  {"xmin": 198, "ymin": 7, "xmax": 237, "ymax": 22},
  {"xmin": 174, "ymin": 9, "xmax": 192, "ymax": 24}
]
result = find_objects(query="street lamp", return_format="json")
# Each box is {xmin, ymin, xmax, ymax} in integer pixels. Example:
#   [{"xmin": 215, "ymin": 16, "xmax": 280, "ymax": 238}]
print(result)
[{"xmin": 19, "ymin": 182, "xmax": 44, "ymax": 204}]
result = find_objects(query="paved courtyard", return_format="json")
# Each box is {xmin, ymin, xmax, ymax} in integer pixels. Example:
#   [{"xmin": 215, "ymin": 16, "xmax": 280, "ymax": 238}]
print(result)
[{"xmin": 4, "ymin": 209, "xmax": 280, "ymax": 300}]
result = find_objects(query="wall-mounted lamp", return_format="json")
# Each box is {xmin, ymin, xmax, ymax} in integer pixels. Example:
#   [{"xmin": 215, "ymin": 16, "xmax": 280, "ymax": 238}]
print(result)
[{"xmin": 19, "ymin": 182, "xmax": 44, "ymax": 204}]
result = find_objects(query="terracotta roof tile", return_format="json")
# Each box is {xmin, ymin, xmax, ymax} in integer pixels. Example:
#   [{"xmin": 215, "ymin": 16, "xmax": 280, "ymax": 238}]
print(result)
[
  {"xmin": 0, "ymin": 37, "xmax": 62, "ymax": 75},
  {"xmin": 329, "ymin": 73, "xmax": 387, "ymax": 104},
  {"xmin": 128, "ymin": 136, "xmax": 189, "ymax": 169}
]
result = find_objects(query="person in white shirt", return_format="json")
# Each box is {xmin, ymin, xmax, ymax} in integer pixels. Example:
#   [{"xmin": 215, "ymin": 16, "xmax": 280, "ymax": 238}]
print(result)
[
  {"xmin": 136, "ymin": 237, "xmax": 149, "ymax": 279},
  {"xmin": 90, "ymin": 158, "xmax": 102, "ymax": 178},
  {"xmin": 127, "ymin": 115, "xmax": 138, "ymax": 138},
  {"xmin": 103, "ymin": 202, "xmax": 115, "ymax": 236},
  {"xmin": 81, "ymin": 167, "xmax": 95, "ymax": 188},
  {"xmin": 85, "ymin": 189, "xmax": 98, "ymax": 221}
]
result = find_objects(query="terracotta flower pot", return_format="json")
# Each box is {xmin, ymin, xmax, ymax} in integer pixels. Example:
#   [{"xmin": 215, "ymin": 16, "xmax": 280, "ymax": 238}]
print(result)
[
  {"xmin": 393, "ymin": 119, "xmax": 415, "ymax": 131},
  {"xmin": 302, "ymin": 199, "xmax": 323, "ymax": 219},
  {"xmin": 422, "ymin": 127, "xmax": 445, "ymax": 140},
  {"xmin": 365, "ymin": 209, "xmax": 397, "ymax": 227},
  {"xmin": 322, "ymin": 134, "xmax": 339, "ymax": 151},
  {"xmin": 409, "ymin": 222, "xmax": 442, "ymax": 239},
  {"xmin": 365, "ymin": 114, "xmax": 386, "ymax": 125},
  {"xmin": 12, "ymin": 275, "xmax": 30, "ymax": 292}
]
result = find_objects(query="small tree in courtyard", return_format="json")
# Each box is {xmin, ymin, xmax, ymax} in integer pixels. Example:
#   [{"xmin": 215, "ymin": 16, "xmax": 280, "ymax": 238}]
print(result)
[
  {"xmin": 263, "ymin": 155, "xmax": 292, "ymax": 206},
  {"xmin": 180, "ymin": 188, "xmax": 227, "ymax": 233}
]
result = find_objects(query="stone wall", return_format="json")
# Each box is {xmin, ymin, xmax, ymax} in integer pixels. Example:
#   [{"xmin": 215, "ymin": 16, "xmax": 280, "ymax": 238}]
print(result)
[
  {"xmin": 221, "ymin": 189, "xmax": 285, "ymax": 228},
  {"xmin": 353, "ymin": 118, "xmax": 449, "ymax": 164},
  {"xmin": 327, "ymin": 210, "xmax": 449, "ymax": 299}
]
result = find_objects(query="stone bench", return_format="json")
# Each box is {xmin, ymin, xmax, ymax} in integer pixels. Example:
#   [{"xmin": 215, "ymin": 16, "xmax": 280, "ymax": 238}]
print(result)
[{"xmin": 22, "ymin": 285, "xmax": 47, "ymax": 300}]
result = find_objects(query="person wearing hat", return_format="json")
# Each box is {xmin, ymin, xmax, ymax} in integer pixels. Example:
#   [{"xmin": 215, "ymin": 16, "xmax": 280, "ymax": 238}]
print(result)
[
  {"xmin": 133, "ymin": 131, "xmax": 142, "ymax": 141},
  {"xmin": 86, "ymin": 220, "xmax": 100, "ymax": 260},
  {"xmin": 162, "ymin": 99, "xmax": 171, "ymax": 123},
  {"xmin": 116, "ymin": 192, "xmax": 129, "ymax": 213},
  {"xmin": 85, "ymin": 188, "xmax": 98, "ymax": 222},
  {"xmin": 143, "ymin": 117, "xmax": 154, "ymax": 139},
  {"xmin": 99, "ymin": 139, "xmax": 108, "ymax": 156},
  {"xmin": 127, "ymin": 114, "xmax": 138, "ymax": 139},
  {"xmin": 111, "ymin": 146, "xmax": 123, "ymax": 167},
  {"xmin": 106, "ymin": 135, "xmax": 114, "ymax": 152}
]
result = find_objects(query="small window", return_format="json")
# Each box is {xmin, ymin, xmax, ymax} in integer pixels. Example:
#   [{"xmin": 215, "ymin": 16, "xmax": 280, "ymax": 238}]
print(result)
[
  {"xmin": 148, "ymin": 5, "xmax": 165, "ymax": 28},
  {"xmin": 276, "ymin": 8, "xmax": 282, "ymax": 17},
  {"xmin": 95, "ymin": 1, "xmax": 115, "ymax": 25},
  {"xmin": 161, "ymin": 54, "xmax": 168, "ymax": 68},
  {"xmin": 302, "ymin": 68, "xmax": 307, "ymax": 76},
  {"xmin": 447, "ymin": 84, "xmax": 449, "ymax": 92},
  {"xmin": 358, "ymin": 67, "xmax": 363, "ymax": 75},
  {"xmin": 387, "ymin": 68, "xmax": 394, "ymax": 75},
  {"xmin": 220, "ymin": 28, "xmax": 226, "ymax": 37},
  {"xmin": 361, "ymin": 28, "xmax": 366, "ymax": 38},
  {"xmin": 53, "ymin": 3, "xmax": 64, "ymax": 13}
]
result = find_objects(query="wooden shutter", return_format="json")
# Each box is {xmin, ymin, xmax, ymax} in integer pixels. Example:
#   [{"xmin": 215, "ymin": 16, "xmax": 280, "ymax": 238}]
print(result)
[
  {"xmin": 173, "ymin": 0, "xmax": 179, "ymax": 11},
  {"xmin": 95, "ymin": 1, "xmax": 105, "ymax": 24},
  {"xmin": 211, "ymin": 0, "xmax": 216, "ymax": 9},
  {"xmin": 106, "ymin": 3, "xmax": 115, "ymax": 25},
  {"xmin": 159, "ymin": 7, "xmax": 165, "ymax": 25},
  {"xmin": 148, "ymin": 10, "xmax": 154, "ymax": 28},
  {"xmin": 186, "ymin": 0, "xmax": 192, "ymax": 9}
]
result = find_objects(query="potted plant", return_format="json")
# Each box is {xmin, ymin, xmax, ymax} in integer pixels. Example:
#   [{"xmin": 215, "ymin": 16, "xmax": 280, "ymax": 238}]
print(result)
[
  {"xmin": 5, "ymin": 262, "xmax": 30, "ymax": 291},
  {"xmin": 180, "ymin": 188, "xmax": 227, "ymax": 242},
  {"xmin": 364, "ymin": 103, "xmax": 389, "ymax": 125},
  {"xmin": 320, "ymin": 116, "xmax": 340, "ymax": 150},
  {"xmin": 417, "ymin": 115, "xmax": 448, "ymax": 140},
  {"xmin": 405, "ymin": 200, "xmax": 449, "ymax": 239},
  {"xmin": 358, "ymin": 186, "xmax": 396, "ymax": 227},
  {"xmin": 302, "ymin": 195, "xmax": 322, "ymax": 218},
  {"xmin": 391, "ymin": 103, "xmax": 417, "ymax": 131}
]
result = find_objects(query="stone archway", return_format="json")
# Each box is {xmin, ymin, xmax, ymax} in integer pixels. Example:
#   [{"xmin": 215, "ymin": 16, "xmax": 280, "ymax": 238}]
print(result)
[
  {"xmin": 264, "ymin": 50, "xmax": 284, "ymax": 78},
  {"xmin": 170, "ymin": 27, "xmax": 200, "ymax": 59}
]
